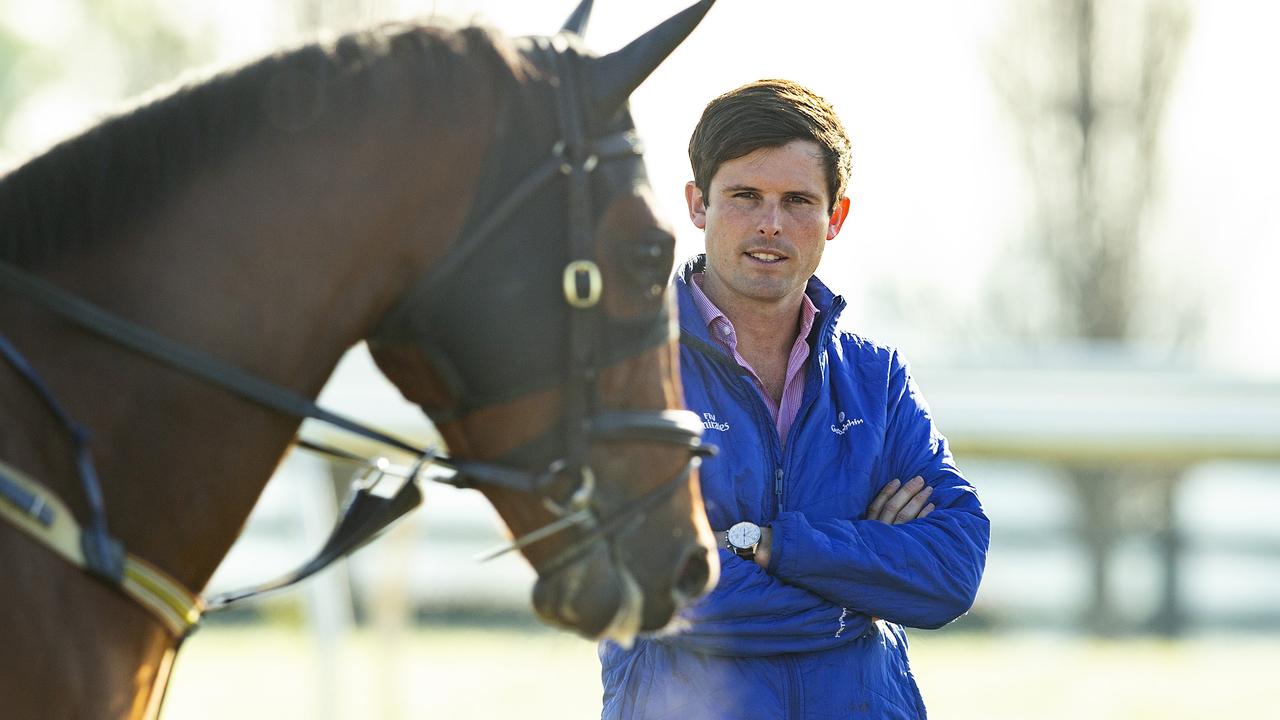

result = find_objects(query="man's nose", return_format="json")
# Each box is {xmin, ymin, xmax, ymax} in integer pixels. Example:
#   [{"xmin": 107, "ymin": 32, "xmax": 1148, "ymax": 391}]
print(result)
[{"xmin": 756, "ymin": 201, "xmax": 782, "ymax": 237}]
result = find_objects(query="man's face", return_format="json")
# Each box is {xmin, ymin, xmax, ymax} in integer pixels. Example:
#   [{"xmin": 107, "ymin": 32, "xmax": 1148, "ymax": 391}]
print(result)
[{"xmin": 686, "ymin": 139, "xmax": 848, "ymax": 315}]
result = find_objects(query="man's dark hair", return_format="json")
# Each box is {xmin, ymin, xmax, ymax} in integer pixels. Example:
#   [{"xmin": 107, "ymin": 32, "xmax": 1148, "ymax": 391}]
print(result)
[{"xmin": 688, "ymin": 79, "xmax": 852, "ymax": 214}]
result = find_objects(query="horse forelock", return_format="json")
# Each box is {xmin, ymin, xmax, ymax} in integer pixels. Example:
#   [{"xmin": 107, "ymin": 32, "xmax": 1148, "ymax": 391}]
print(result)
[{"xmin": 0, "ymin": 21, "xmax": 526, "ymax": 270}]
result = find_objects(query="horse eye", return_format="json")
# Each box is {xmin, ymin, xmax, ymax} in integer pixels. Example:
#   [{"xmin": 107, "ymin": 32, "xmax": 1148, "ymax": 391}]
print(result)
[
  {"xmin": 636, "ymin": 243, "xmax": 662, "ymax": 259},
  {"xmin": 625, "ymin": 239, "xmax": 673, "ymax": 294}
]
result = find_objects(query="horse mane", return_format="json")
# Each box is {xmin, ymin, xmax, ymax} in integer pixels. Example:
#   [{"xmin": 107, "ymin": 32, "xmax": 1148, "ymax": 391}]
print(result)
[{"xmin": 0, "ymin": 22, "xmax": 529, "ymax": 268}]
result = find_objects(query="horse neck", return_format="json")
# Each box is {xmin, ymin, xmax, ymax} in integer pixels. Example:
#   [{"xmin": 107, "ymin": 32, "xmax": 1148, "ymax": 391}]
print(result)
[{"xmin": 2, "ymin": 85, "xmax": 496, "ymax": 590}]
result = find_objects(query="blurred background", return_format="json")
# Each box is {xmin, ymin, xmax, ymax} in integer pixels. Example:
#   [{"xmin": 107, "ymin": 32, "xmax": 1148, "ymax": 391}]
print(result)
[{"xmin": 2, "ymin": 0, "xmax": 1277, "ymax": 717}]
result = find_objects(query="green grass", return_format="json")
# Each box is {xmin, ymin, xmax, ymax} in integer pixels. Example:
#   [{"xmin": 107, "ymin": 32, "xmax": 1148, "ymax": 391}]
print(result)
[
  {"xmin": 163, "ymin": 622, "xmax": 1274, "ymax": 719},
  {"xmin": 910, "ymin": 633, "xmax": 1275, "ymax": 719},
  {"xmin": 165, "ymin": 621, "xmax": 603, "ymax": 719}
]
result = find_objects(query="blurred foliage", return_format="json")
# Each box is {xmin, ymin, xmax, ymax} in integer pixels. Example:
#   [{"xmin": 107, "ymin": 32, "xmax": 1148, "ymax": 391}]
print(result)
[
  {"xmin": 0, "ymin": 0, "xmax": 257, "ymax": 162},
  {"xmin": 0, "ymin": 25, "xmax": 41, "ymax": 135},
  {"xmin": 0, "ymin": 0, "xmax": 405, "ymax": 156},
  {"xmin": 79, "ymin": 0, "xmax": 219, "ymax": 96}
]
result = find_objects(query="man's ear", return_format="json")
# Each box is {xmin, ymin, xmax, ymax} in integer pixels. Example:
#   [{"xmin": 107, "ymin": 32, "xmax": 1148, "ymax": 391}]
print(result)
[
  {"xmin": 826, "ymin": 196, "xmax": 851, "ymax": 241},
  {"xmin": 685, "ymin": 181, "xmax": 707, "ymax": 230}
]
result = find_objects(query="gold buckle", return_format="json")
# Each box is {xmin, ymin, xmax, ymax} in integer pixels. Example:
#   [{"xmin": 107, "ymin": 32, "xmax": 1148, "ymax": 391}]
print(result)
[{"xmin": 563, "ymin": 260, "xmax": 602, "ymax": 309}]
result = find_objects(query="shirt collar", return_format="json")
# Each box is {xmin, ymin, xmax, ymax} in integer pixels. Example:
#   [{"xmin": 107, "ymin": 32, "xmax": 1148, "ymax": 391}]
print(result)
[{"xmin": 688, "ymin": 272, "xmax": 818, "ymax": 351}]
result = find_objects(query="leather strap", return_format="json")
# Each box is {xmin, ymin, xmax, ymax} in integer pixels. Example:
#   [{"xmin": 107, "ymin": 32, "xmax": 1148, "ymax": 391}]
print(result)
[
  {"xmin": 206, "ymin": 459, "xmax": 425, "ymax": 610},
  {"xmin": 0, "ymin": 261, "xmax": 430, "ymax": 459},
  {"xmin": 0, "ymin": 460, "xmax": 203, "ymax": 637},
  {"xmin": 0, "ymin": 330, "xmax": 123, "ymax": 584}
]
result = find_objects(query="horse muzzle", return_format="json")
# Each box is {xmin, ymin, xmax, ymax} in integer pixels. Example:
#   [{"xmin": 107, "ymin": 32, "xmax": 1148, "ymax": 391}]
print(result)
[{"xmin": 531, "ymin": 535, "xmax": 715, "ymax": 644}]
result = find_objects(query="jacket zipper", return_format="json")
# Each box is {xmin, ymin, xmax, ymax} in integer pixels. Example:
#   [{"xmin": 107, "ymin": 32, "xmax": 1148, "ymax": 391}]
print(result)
[
  {"xmin": 680, "ymin": 293, "xmax": 844, "ymax": 521},
  {"xmin": 783, "ymin": 653, "xmax": 803, "ymax": 717},
  {"xmin": 777, "ymin": 296, "xmax": 844, "ymax": 513},
  {"xmin": 727, "ymin": 360, "xmax": 784, "ymax": 517}
]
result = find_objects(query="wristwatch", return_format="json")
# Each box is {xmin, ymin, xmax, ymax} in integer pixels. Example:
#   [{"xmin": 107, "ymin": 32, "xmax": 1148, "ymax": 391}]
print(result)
[{"xmin": 726, "ymin": 521, "xmax": 762, "ymax": 561}]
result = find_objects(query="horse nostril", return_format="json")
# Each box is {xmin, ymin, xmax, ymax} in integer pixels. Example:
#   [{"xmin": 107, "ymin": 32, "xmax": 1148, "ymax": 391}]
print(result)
[{"xmin": 671, "ymin": 545, "xmax": 712, "ymax": 603}]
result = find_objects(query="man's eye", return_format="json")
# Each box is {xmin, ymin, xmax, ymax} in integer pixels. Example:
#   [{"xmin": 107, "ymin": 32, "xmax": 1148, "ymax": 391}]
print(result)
[{"xmin": 786, "ymin": 195, "xmax": 811, "ymax": 204}]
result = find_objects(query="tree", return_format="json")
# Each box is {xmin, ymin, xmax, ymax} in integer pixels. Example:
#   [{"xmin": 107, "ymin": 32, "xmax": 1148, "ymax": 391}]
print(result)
[
  {"xmin": 988, "ymin": 0, "xmax": 1192, "ymax": 342},
  {"xmin": 988, "ymin": 0, "xmax": 1192, "ymax": 635}
]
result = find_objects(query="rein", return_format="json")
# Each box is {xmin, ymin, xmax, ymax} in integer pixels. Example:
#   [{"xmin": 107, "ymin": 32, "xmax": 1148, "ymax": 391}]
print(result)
[{"xmin": 0, "ymin": 36, "xmax": 709, "ymax": 640}]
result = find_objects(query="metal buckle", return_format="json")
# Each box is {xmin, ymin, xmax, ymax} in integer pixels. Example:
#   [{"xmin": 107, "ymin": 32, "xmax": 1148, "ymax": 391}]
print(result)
[{"xmin": 563, "ymin": 260, "xmax": 602, "ymax": 308}]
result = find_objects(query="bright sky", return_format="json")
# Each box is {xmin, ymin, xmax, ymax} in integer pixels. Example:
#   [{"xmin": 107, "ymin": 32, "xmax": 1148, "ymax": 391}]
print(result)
[{"xmin": 2, "ymin": 0, "xmax": 1277, "ymax": 379}]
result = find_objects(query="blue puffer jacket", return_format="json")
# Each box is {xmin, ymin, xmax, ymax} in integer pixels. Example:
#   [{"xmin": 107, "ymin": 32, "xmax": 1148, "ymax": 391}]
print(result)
[{"xmin": 599, "ymin": 258, "xmax": 989, "ymax": 719}]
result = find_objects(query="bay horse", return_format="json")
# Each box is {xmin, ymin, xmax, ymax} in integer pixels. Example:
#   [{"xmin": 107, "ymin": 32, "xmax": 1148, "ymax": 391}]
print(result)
[{"xmin": 0, "ymin": 1, "xmax": 720, "ymax": 717}]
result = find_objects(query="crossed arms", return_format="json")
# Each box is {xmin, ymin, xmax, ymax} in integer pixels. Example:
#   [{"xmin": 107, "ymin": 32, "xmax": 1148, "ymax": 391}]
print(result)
[
  {"xmin": 662, "ymin": 357, "xmax": 990, "ymax": 657},
  {"xmin": 750, "ymin": 475, "xmax": 936, "ymax": 569}
]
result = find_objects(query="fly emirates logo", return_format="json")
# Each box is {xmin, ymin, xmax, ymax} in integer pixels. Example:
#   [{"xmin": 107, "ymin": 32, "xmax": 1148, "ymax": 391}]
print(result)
[{"xmin": 701, "ymin": 412, "xmax": 731, "ymax": 432}]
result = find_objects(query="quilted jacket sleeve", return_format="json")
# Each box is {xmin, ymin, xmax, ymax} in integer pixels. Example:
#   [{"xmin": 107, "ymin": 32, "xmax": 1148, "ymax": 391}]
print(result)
[
  {"xmin": 659, "ymin": 547, "xmax": 873, "ymax": 657},
  {"xmin": 768, "ymin": 351, "xmax": 990, "ymax": 629}
]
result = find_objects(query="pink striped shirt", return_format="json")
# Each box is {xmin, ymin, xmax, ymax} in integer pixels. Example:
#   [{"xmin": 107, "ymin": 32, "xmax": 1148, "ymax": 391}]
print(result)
[{"xmin": 689, "ymin": 273, "xmax": 817, "ymax": 446}]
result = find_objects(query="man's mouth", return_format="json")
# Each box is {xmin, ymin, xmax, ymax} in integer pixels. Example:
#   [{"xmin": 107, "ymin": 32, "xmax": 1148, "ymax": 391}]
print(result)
[{"xmin": 746, "ymin": 251, "xmax": 786, "ymax": 263}]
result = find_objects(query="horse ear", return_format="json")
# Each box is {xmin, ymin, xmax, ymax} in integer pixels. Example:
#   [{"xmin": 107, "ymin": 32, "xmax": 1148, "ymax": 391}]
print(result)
[
  {"xmin": 589, "ymin": 0, "xmax": 716, "ymax": 119},
  {"xmin": 561, "ymin": 0, "xmax": 594, "ymax": 36}
]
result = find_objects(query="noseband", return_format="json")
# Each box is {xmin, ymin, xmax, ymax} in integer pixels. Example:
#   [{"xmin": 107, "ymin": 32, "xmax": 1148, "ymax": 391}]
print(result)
[{"xmin": 0, "ymin": 35, "xmax": 710, "ymax": 635}]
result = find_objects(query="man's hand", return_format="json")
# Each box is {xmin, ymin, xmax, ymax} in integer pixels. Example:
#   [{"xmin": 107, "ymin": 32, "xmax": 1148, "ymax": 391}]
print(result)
[
  {"xmin": 755, "ymin": 526, "xmax": 772, "ymax": 569},
  {"xmin": 867, "ymin": 476, "xmax": 934, "ymax": 524}
]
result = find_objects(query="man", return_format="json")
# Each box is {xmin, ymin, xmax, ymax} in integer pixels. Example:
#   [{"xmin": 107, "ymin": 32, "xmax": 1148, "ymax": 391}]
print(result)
[{"xmin": 599, "ymin": 80, "xmax": 989, "ymax": 719}]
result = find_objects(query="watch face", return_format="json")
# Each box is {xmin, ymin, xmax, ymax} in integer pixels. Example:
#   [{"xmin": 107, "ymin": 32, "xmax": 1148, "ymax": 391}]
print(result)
[{"xmin": 728, "ymin": 522, "xmax": 761, "ymax": 549}]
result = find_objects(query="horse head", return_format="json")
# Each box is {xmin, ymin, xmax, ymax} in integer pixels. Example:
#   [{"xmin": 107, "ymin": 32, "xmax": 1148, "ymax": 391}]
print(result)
[{"xmin": 367, "ymin": 0, "xmax": 719, "ymax": 642}]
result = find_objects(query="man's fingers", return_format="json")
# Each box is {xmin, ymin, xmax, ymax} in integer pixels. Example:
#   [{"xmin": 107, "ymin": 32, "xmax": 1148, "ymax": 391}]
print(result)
[
  {"xmin": 867, "ymin": 478, "xmax": 900, "ymax": 521},
  {"xmin": 894, "ymin": 485, "xmax": 934, "ymax": 524},
  {"xmin": 878, "ymin": 476, "xmax": 925, "ymax": 523},
  {"xmin": 869, "ymin": 477, "xmax": 938, "ymax": 524}
]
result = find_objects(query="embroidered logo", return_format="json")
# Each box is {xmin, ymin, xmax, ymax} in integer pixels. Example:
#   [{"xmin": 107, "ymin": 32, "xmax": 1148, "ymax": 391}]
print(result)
[
  {"xmin": 702, "ymin": 412, "xmax": 731, "ymax": 432},
  {"xmin": 835, "ymin": 607, "xmax": 849, "ymax": 638},
  {"xmin": 830, "ymin": 411, "xmax": 864, "ymax": 435}
]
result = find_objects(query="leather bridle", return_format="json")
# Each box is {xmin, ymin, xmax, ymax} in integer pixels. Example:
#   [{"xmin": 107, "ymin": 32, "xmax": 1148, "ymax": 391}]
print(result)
[
  {"xmin": 0, "ymin": 34, "xmax": 711, "ymax": 636},
  {"xmin": 364, "ymin": 35, "xmax": 715, "ymax": 578}
]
